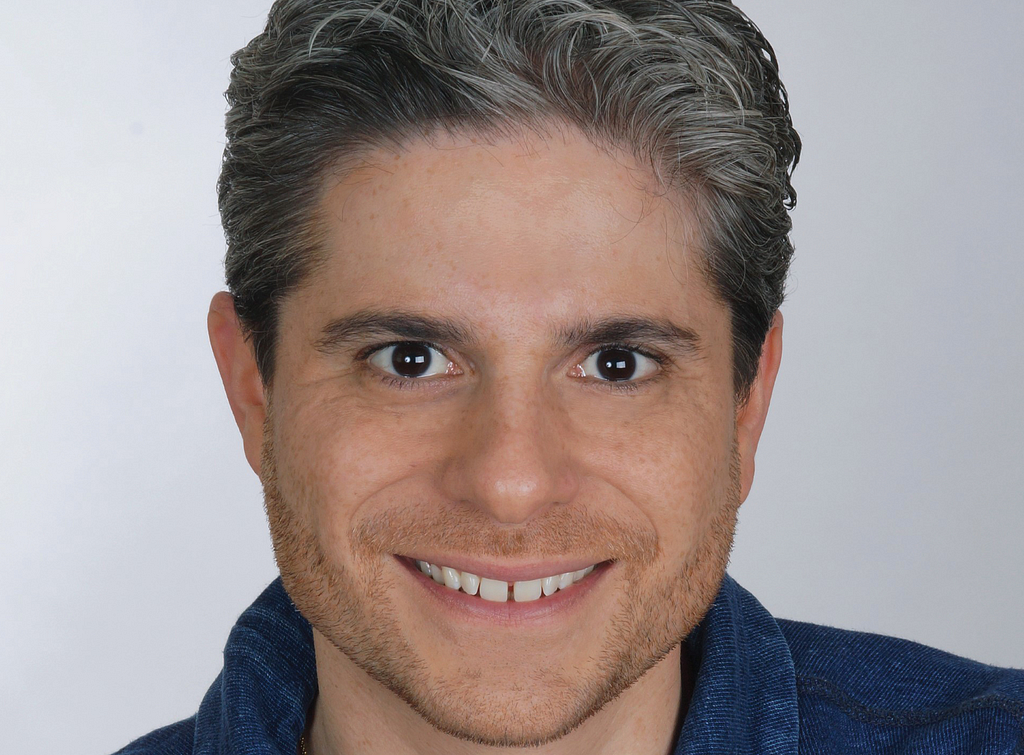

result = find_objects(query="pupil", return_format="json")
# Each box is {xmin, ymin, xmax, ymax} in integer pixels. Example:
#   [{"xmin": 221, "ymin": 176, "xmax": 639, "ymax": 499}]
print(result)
[
  {"xmin": 391, "ymin": 343, "xmax": 432, "ymax": 378},
  {"xmin": 597, "ymin": 348, "xmax": 636, "ymax": 381}
]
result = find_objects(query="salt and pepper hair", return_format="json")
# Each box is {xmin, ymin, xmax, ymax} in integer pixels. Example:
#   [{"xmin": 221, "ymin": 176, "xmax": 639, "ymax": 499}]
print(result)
[{"xmin": 219, "ymin": 0, "xmax": 800, "ymax": 399}]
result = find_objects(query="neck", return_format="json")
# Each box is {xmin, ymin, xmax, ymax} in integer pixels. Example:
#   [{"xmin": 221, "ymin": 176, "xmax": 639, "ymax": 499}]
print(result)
[{"xmin": 306, "ymin": 631, "xmax": 693, "ymax": 755}]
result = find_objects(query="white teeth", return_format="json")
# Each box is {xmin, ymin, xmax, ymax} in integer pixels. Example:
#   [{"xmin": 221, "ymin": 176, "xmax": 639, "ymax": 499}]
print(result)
[
  {"xmin": 479, "ymin": 577, "xmax": 509, "ymax": 602},
  {"xmin": 460, "ymin": 571, "xmax": 480, "ymax": 596},
  {"xmin": 513, "ymin": 579, "xmax": 543, "ymax": 602},
  {"xmin": 542, "ymin": 575, "xmax": 560, "ymax": 596},
  {"xmin": 414, "ymin": 559, "xmax": 599, "ymax": 600},
  {"xmin": 442, "ymin": 566, "xmax": 461, "ymax": 590}
]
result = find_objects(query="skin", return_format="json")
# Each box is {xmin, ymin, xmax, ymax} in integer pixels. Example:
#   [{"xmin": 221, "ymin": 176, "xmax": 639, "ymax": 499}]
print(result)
[{"xmin": 209, "ymin": 122, "xmax": 783, "ymax": 755}]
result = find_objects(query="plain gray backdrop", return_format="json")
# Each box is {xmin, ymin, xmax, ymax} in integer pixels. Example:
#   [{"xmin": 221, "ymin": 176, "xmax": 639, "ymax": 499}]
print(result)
[{"xmin": 1, "ymin": 1, "xmax": 1022, "ymax": 752}]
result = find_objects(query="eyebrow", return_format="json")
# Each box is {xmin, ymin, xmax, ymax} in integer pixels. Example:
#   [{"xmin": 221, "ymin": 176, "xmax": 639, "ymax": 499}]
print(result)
[
  {"xmin": 314, "ymin": 311, "xmax": 475, "ymax": 353},
  {"xmin": 313, "ymin": 309, "xmax": 704, "ymax": 357}
]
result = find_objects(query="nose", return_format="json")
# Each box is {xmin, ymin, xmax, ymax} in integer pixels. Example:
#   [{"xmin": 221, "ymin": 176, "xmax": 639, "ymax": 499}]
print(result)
[{"xmin": 439, "ymin": 377, "xmax": 580, "ymax": 525}]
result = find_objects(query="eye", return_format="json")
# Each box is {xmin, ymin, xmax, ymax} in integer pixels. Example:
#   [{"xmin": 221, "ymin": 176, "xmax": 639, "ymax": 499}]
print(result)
[
  {"xmin": 368, "ymin": 342, "xmax": 454, "ymax": 379},
  {"xmin": 578, "ymin": 347, "xmax": 660, "ymax": 383}
]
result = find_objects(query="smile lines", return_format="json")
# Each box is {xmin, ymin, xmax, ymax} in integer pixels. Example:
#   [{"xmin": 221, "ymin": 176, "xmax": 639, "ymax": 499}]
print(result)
[{"xmin": 415, "ymin": 560, "xmax": 597, "ymax": 603}]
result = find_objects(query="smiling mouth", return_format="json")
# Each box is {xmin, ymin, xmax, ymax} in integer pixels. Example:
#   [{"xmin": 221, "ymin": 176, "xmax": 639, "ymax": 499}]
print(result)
[
  {"xmin": 413, "ymin": 558, "xmax": 601, "ymax": 602},
  {"xmin": 395, "ymin": 555, "xmax": 612, "ymax": 603}
]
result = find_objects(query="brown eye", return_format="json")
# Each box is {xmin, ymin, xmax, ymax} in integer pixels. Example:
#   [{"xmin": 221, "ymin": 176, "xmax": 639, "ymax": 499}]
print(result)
[
  {"xmin": 579, "ymin": 347, "xmax": 658, "ymax": 383},
  {"xmin": 369, "ymin": 343, "xmax": 451, "ymax": 379}
]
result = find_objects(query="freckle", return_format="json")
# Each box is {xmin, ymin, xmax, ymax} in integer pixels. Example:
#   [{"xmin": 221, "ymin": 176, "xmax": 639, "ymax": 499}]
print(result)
[{"xmin": 369, "ymin": 212, "xmax": 375, "ymax": 220}]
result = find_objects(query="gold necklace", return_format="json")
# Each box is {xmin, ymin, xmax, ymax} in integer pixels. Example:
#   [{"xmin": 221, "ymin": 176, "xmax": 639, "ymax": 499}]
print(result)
[{"xmin": 298, "ymin": 733, "xmax": 309, "ymax": 755}]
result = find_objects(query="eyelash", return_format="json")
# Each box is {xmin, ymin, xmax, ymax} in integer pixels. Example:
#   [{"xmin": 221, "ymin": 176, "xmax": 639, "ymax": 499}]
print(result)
[{"xmin": 356, "ymin": 341, "xmax": 668, "ymax": 394}]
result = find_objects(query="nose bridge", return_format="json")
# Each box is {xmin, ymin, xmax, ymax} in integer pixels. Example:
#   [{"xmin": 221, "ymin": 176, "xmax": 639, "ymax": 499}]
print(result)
[{"xmin": 441, "ymin": 372, "xmax": 579, "ymax": 524}]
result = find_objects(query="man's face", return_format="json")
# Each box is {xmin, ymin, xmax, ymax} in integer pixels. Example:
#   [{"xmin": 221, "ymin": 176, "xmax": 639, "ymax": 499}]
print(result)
[{"xmin": 253, "ymin": 125, "xmax": 767, "ymax": 747}]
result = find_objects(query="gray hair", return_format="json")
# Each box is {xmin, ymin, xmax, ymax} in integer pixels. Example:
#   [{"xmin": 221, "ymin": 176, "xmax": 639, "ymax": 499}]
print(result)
[{"xmin": 219, "ymin": 0, "xmax": 800, "ymax": 399}]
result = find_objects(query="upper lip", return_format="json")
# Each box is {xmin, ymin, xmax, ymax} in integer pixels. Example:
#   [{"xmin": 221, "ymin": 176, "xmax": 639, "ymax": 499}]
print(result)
[{"xmin": 398, "ymin": 554, "xmax": 607, "ymax": 583}]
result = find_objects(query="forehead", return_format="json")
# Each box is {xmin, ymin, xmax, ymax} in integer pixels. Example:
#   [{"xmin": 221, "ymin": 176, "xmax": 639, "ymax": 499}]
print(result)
[{"xmin": 292, "ymin": 125, "xmax": 723, "ymax": 336}]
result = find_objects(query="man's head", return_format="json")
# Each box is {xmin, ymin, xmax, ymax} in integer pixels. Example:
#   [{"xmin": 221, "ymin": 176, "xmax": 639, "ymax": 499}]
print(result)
[{"xmin": 209, "ymin": 0, "xmax": 796, "ymax": 748}]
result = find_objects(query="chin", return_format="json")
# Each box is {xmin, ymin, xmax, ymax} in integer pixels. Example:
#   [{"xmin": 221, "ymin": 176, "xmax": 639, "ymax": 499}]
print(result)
[{"xmin": 387, "ymin": 662, "xmax": 626, "ymax": 748}]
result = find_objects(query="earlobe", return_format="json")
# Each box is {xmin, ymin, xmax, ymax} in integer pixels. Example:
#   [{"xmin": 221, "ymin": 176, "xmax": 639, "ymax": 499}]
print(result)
[
  {"xmin": 735, "ymin": 311, "xmax": 784, "ymax": 503},
  {"xmin": 207, "ymin": 291, "xmax": 267, "ymax": 477}
]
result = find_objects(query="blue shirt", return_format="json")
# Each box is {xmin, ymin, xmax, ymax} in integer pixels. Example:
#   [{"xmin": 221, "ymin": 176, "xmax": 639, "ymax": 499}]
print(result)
[{"xmin": 115, "ymin": 575, "xmax": 1024, "ymax": 754}]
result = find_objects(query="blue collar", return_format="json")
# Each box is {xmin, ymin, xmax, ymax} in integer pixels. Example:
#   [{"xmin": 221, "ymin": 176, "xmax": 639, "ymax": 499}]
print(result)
[
  {"xmin": 677, "ymin": 574, "xmax": 799, "ymax": 754},
  {"xmin": 191, "ymin": 574, "xmax": 799, "ymax": 753}
]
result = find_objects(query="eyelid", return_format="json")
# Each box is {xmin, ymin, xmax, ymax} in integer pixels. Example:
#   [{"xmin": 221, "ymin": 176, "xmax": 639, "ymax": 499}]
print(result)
[
  {"xmin": 357, "ymin": 339, "xmax": 447, "ymax": 361},
  {"xmin": 584, "ymin": 342, "xmax": 667, "ymax": 364}
]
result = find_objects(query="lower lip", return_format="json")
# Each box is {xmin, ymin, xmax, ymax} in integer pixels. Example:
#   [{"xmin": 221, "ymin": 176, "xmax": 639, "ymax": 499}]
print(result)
[{"xmin": 395, "ymin": 555, "xmax": 613, "ymax": 628}]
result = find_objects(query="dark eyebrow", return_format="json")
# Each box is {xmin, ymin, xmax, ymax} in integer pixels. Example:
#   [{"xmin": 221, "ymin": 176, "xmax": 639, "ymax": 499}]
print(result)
[
  {"xmin": 313, "ymin": 309, "xmax": 703, "ymax": 357},
  {"xmin": 555, "ymin": 316, "xmax": 704, "ymax": 357},
  {"xmin": 313, "ymin": 310, "xmax": 477, "ymax": 353}
]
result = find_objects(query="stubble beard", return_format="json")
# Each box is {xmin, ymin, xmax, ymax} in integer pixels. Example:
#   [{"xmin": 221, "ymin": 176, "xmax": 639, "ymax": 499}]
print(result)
[{"xmin": 260, "ymin": 410, "xmax": 742, "ymax": 748}]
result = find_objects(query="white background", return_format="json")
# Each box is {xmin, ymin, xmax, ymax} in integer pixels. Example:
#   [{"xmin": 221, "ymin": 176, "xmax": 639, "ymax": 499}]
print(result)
[{"xmin": 1, "ymin": 1, "xmax": 1022, "ymax": 752}]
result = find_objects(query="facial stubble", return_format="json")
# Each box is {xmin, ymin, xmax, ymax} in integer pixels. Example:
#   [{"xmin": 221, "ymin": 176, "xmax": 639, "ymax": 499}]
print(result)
[{"xmin": 260, "ymin": 407, "xmax": 742, "ymax": 748}]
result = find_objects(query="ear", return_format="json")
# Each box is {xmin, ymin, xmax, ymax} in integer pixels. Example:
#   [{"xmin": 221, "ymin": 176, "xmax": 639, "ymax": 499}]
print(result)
[
  {"xmin": 735, "ymin": 311, "xmax": 784, "ymax": 503},
  {"xmin": 208, "ymin": 291, "xmax": 267, "ymax": 477}
]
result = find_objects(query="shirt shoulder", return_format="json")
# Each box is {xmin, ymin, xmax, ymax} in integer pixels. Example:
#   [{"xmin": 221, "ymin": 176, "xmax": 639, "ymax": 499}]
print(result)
[
  {"xmin": 111, "ymin": 716, "xmax": 195, "ymax": 755},
  {"xmin": 777, "ymin": 618, "xmax": 1024, "ymax": 754}
]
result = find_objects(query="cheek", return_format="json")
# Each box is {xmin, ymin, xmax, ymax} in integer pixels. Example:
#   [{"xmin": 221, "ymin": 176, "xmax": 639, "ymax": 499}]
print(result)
[
  {"xmin": 577, "ymin": 390, "xmax": 735, "ymax": 551},
  {"xmin": 273, "ymin": 390, "xmax": 451, "ymax": 544}
]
